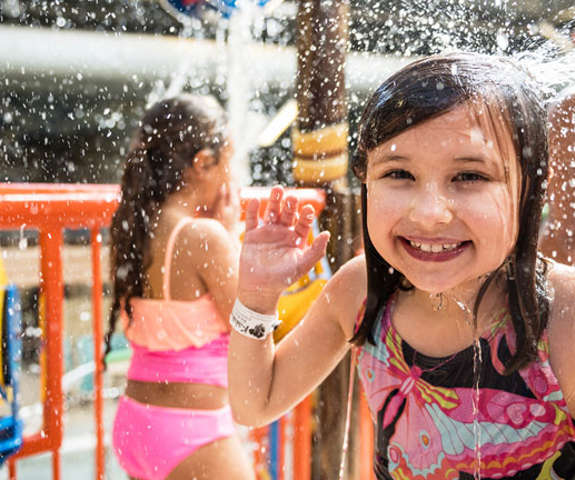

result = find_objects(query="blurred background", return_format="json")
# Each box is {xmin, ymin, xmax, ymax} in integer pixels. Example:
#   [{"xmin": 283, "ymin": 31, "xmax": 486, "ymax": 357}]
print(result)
[{"xmin": 1, "ymin": 0, "xmax": 574, "ymax": 185}]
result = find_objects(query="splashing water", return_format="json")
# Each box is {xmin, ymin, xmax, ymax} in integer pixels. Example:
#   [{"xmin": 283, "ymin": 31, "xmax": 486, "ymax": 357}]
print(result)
[
  {"xmin": 516, "ymin": 47, "xmax": 575, "ymax": 99},
  {"xmin": 225, "ymin": 0, "xmax": 260, "ymax": 185},
  {"xmin": 447, "ymin": 293, "xmax": 484, "ymax": 479},
  {"xmin": 338, "ymin": 348, "xmax": 357, "ymax": 480},
  {"xmin": 472, "ymin": 336, "xmax": 483, "ymax": 480},
  {"xmin": 18, "ymin": 224, "xmax": 27, "ymax": 250},
  {"xmin": 146, "ymin": 18, "xmax": 204, "ymax": 108},
  {"xmin": 150, "ymin": 0, "xmax": 264, "ymax": 184}
]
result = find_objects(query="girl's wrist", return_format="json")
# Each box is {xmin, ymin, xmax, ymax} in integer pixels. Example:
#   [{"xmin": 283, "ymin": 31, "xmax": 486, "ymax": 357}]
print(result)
[
  {"xmin": 237, "ymin": 289, "xmax": 280, "ymax": 315},
  {"xmin": 230, "ymin": 299, "xmax": 280, "ymax": 340}
]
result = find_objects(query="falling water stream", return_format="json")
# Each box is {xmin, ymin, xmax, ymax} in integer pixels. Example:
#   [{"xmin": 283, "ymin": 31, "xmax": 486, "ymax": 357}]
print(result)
[
  {"xmin": 150, "ymin": 1, "xmax": 265, "ymax": 184},
  {"xmin": 226, "ymin": 0, "xmax": 258, "ymax": 185},
  {"xmin": 451, "ymin": 296, "xmax": 483, "ymax": 479},
  {"xmin": 145, "ymin": 17, "xmax": 204, "ymax": 108}
]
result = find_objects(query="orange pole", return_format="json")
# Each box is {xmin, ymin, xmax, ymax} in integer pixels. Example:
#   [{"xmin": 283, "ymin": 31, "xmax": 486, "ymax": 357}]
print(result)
[
  {"xmin": 359, "ymin": 393, "xmax": 376, "ymax": 480},
  {"xmin": 8, "ymin": 458, "xmax": 16, "ymax": 479},
  {"xmin": 12, "ymin": 433, "xmax": 53, "ymax": 457},
  {"xmin": 278, "ymin": 415, "xmax": 288, "ymax": 480},
  {"xmin": 91, "ymin": 229, "xmax": 105, "ymax": 480},
  {"xmin": 293, "ymin": 395, "xmax": 312, "ymax": 480},
  {"xmin": 278, "ymin": 416, "xmax": 286, "ymax": 480},
  {"xmin": 41, "ymin": 228, "xmax": 64, "ymax": 462},
  {"xmin": 52, "ymin": 449, "xmax": 60, "ymax": 480},
  {"xmin": 249, "ymin": 426, "xmax": 269, "ymax": 479}
]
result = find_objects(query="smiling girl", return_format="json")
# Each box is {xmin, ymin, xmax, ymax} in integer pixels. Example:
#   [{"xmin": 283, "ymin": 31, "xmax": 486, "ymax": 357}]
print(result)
[{"xmin": 228, "ymin": 54, "xmax": 575, "ymax": 479}]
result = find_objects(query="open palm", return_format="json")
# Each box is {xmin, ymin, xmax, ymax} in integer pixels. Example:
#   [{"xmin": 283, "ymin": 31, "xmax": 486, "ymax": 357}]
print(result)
[{"xmin": 239, "ymin": 186, "xmax": 330, "ymax": 301}]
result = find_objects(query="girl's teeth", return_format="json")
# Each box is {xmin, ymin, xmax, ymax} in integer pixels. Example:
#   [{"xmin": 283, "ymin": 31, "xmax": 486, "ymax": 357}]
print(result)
[
  {"xmin": 409, "ymin": 240, "xmax": 461, "ymax": 252},
  {"xmin": 420, "ymin": 243, "xmax": 433, "ymax": 252}
]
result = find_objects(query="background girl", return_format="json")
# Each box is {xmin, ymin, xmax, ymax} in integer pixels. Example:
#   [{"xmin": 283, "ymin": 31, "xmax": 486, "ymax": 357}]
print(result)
[
  {"xmin": 106, "ymin": 94, "xmax": 254, "ymax": 480},
  {"xmin": 229, "ymin": 54, "xmax": 575, "ymax": 479}
]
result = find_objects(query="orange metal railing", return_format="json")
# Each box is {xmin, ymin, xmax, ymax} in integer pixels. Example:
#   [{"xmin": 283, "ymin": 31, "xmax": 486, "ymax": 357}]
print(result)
[
  {"xmin": 0, "ymin": 183, "xmax": 340, "ymax": 480},
  {"xmin": 0, "ymin": 183, "xmax": 119, "ymax": 480}
]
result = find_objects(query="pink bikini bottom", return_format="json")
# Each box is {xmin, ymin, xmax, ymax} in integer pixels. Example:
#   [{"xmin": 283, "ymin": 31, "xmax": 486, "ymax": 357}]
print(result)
[{"xmin": 113, "ymin": 396, "xmax": 236, "ymax": 480}]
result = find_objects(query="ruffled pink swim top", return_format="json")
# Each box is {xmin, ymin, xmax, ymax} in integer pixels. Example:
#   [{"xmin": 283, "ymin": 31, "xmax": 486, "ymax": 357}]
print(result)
[
  {"xmin": 122, "ymin": 294, "xmax": 228, "ymax": 351},
  {"xmin": 121, "ymin": 217, "xmax": 230, "ymax": 387}
]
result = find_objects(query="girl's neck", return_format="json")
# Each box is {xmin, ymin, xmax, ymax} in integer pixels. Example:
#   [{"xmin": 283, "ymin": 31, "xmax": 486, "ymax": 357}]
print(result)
[
  {"xmin": 162, "ymin": 184, "xmax": 213, "ymax": 219},
  {"xmin": 391, "ymin": 277, "xmax": 508, "ymax": 358},
  {"xmin": 405, "ymin": 273, "xmax": 507, "ymax": 334}
]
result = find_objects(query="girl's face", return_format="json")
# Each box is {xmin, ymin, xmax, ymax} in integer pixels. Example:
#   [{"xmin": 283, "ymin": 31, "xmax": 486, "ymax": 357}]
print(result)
[{"xmin": 365, "ymin": 103, "xmax": 520, "ymax": 294}]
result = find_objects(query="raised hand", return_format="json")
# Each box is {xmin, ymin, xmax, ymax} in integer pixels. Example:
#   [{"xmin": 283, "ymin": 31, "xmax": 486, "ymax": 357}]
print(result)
[
  {"xmin": 238, "ymin": 186, "xmax": 330, "ymax": 313},
  {"xmin": 211, "ymin": 181, "xmax": 240, "ymax": 233}
]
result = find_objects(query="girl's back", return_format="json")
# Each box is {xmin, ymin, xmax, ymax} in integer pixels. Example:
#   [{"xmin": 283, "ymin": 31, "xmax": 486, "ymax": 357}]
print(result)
[
  {"xmin": 124, "ymin": 212, "xmax": 234, "ymax": 409},
  {"xmin": 108, "ymin": 94, "xmax": 254, "ymax": 480}
]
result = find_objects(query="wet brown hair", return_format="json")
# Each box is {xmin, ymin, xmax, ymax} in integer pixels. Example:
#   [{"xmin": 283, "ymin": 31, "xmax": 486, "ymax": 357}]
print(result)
[
  {"xmin": 350, "ymin": 53, "xmax": 549, "ymax": 374},
  {"xmin": 104, "ymin": 94, "xmax": 228, "ymax": 361}
]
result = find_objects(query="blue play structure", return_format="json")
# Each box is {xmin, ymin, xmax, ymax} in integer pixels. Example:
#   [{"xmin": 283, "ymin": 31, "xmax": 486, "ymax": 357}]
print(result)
[
  {"xmin": 0, "ymin": 284, "xmax": 23, "ymax": 465},
  {"xmin": 160, "ymin": 0, "xmax": 272, "ymax": 20}
]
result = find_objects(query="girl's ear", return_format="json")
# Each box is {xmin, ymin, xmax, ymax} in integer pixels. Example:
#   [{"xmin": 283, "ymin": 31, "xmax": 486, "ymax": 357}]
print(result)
[{"xmin": 192, "ymin": 149, "xmax": 217, "ymax": 177}]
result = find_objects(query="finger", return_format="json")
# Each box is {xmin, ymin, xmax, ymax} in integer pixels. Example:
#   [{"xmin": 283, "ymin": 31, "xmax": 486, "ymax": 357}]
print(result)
[
  {"xmin": 279, "ymin": 195, "xmax": 298, "ymax": 227},
  {"xmin": 264, "ymin": 185, "xmax": 284, "ymax": 224},
  {"xmin": 224, "ymin": 182, "xmax": 231, "ymax": 204},
  {"xmin": 293, "ymin": 204, "xmax": 315, "ymax": 243},
  {"xmin": 245, "ymin": 198, "xmax": 260, "ymax": 232},
  {"xmin": 213, "ymin": 184, "xmax": 224, "ymax": 204},
  {"xmin": 297, "ymin": 231, "xmax": 331, "ymax": 277}
]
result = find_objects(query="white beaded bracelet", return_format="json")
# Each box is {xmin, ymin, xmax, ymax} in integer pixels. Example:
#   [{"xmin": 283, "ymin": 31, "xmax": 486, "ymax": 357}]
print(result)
[{"xmin": 230, "ymin": 299, "xmax": 281, "ymax": 340}]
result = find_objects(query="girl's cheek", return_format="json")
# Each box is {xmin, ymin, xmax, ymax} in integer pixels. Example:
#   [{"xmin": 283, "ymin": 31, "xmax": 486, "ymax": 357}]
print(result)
[{"xmin": 368, "ymin": 184, "xmax": 409, "ymax": 212}]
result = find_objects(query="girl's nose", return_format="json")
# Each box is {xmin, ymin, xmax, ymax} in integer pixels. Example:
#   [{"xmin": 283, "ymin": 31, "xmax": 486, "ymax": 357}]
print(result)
[{"xmin": 408, "ymin": 183, "xmax": 453, "ymax": 228}]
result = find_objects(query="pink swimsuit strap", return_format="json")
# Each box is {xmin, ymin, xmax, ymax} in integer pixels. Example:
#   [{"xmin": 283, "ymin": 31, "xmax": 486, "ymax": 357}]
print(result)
[{"xmin": 163, "ymin": 216, "xmax": 195, "ymax": 301}]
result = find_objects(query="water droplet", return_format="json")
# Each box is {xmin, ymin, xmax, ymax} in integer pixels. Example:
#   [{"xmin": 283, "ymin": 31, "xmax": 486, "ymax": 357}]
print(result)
[{"xmin": 496, "ymin": 29, "xmax": 509, "ymax": 51}]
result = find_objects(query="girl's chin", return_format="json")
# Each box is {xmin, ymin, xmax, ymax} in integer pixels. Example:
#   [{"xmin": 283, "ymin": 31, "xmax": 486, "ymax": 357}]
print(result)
[
  {"xmin": 412, "ymin": 285, "xmax": 458, "ymax": 296},
  {"xmin": 406, "ymin": 275, "xmax": 486, "ymax": 297}
]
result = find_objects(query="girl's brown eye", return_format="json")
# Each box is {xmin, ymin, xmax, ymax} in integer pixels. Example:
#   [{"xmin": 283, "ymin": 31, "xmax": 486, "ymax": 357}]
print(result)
[
  {"xmin": 454, "ymin": 172, "xmax": 489, "ymax": 182},
  {"xmin": 383, "ymin": 169, "xmax": 415, "ymax": 180}
]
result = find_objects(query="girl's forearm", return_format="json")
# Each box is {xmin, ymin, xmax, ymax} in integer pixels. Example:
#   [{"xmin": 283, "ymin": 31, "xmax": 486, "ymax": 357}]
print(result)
[{"xmin": 228, "ymin": 330, "xmax": 277, "ymax": 426}]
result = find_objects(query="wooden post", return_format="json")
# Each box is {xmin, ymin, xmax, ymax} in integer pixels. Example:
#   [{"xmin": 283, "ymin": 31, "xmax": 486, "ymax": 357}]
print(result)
[
  {"xmin": 539, "ymin": 91, "xmax": 575, "ymax": 264},
  {"xmin": 293, "ymin": 1, "xmax": 353, "ymax": 479}
]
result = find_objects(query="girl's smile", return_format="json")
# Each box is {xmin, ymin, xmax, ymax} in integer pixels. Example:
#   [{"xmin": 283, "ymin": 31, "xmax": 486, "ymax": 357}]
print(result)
[
  {"xmin": 366, "ymin": 103, "xmax": 521, "ymax": 294},
  {"xmin": 399, "ymin": 236, "xmax": 472, "ymax": 262}
]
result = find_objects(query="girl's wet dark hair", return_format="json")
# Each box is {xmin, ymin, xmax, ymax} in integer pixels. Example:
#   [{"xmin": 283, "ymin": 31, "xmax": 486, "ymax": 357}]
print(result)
[
  {"xmin": 104, "ymin": 94, "xmax": 228, "ymax": 362},
  {"xmin": 350, "ymin": 53, "xmax": 549, "ymax": 374}
]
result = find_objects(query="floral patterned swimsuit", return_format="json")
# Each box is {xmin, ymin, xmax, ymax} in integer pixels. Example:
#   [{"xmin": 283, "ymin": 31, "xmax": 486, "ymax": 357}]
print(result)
[{"xmin": 356, "ymin": 298, "xmax": 575, "ymax": 479}]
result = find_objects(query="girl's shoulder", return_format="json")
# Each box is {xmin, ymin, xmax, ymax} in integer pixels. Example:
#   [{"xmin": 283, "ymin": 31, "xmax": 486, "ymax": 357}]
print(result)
[
  {"xmin": 155, "ymin": 213, "xmax": 238, "ymax": 271},
  {"xmin": 546, "ymin": 261, "xmax": 575, "ymax": 416},
  {"xmin": 322, "ymin": 254, "xmax": 367, "ymax": 338},
  {"xmin": 326, "ymin": 254, "xmax": 367, "ymax": 291},
  {"xmin": 164, "ymin": 214, "xmax": 233, "ymax": 249},
  {"xmin": 547, "ymin": 260, "xmax": 575, "ymax": 322},
  {"xmin": 546, "ymin": 260, "xmax": 575, "ymax": 345}
]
